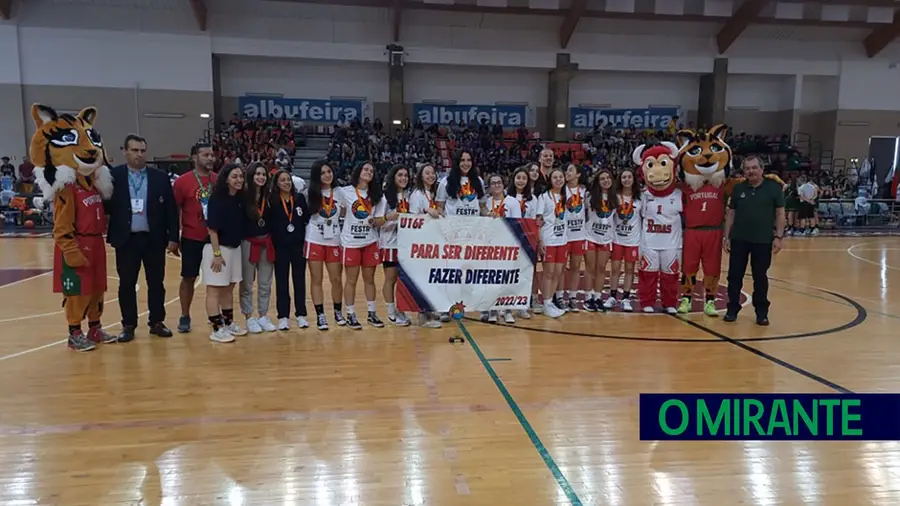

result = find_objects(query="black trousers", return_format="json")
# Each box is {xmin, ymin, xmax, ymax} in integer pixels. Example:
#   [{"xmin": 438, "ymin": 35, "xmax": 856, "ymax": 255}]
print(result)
[
  {"xmin": 115, "ymin": 232, "xmax": 167, "ymax": 327},
  {"xmin": 274, "ymin": 243, "xmax": 308, "ymax": 319},
  {"xmin": 726, "ymin": 239, "xmax": 773, "ymax": 316}
]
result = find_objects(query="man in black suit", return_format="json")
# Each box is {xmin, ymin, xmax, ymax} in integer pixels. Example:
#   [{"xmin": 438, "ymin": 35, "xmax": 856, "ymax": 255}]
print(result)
[{"xmin": 106, "ymin": 134, "xmax": 180, "ymax": 341}]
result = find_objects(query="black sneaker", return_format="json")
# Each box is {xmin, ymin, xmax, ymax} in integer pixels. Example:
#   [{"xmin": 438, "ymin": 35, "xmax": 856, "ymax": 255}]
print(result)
[
  {"xmin": 367, "ymin": 311, "xmax": 385, "ymax": 328},
  {"xmin": 583, "ymin": 298, "xmax": 598, "ymax": 312},
  {"xmin": 346, "ymin": 313, "xmax": 362, "ymax": 330},
  {"xmin": 567, "ymin": 299, "xmax": 580, "ymax": 313},
  {"xmin": 334, "ymin": 311, "xmax": 347, "ymax": 326},
  {"xmin": 756, "ymin": 315, "xmax": 770, "ymax": 326},
  {"xmin": 177, "ymin": 315, "xmax": 191, "ymax": 333},
  {"xmin": 316, "ymin": 313, "xmax": 328, "ymax": 330},
  {"xmin": 724, "ymin": 312, "xmax": 738, "ymax": 322}
]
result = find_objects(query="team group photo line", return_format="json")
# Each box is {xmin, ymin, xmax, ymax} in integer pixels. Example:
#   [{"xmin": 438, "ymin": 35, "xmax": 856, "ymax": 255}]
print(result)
[{"xmin": 31, "ymin": 103, "xmax": 787, "ymax": 352}]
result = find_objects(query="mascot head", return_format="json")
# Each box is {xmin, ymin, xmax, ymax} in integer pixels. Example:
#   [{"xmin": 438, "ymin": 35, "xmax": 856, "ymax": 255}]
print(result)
[
  {"xmin": 632, "ymin": 141, "xmax": 679, "ymax": 195},
  {"xmin": 676, "ymin": 124, "xmax": 732, "ymax": 191},
  {"xmin": 30, "ymin": 103, "xmax": 112, "ymax": 198}
]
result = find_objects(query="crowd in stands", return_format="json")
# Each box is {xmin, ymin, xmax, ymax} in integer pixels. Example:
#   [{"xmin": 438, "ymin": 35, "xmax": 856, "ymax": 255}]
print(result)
[{"xmin": 213, "ymin": 116, "xmax": 297, "ymax": 172}]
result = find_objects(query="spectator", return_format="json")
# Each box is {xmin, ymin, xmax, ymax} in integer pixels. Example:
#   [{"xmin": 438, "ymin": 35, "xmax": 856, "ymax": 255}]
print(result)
[{"xmin": 18, "ymin": 157, "xmax": 35, "ymax": 194}]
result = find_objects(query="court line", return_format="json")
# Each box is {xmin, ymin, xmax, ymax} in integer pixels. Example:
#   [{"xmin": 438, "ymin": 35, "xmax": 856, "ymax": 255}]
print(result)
[
  {"xmin": 458, "ymin": 321, "xmax": 584, "ymax": 506},
  {"xmin": 0, "ymin": 269, "xmax": 52, "ymax": 290},
  {"xmin": 0, "ymin": 275, "xmax": 140, "ymax": 325},
  {"xmin": 847, "ymin": 242, "xmax": 900, "ymax": 272},
  {"xmin": 671, "ymin": 315, "xmax": 854, "ymax": 394}
]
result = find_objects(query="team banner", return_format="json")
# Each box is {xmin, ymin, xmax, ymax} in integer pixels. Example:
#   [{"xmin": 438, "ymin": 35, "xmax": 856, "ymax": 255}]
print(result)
[
  {"xmin": 413, "ymin": 103, "xmax": 530, "ymax": 128},
  {"xmin": 239, "ymin": 96, "xmax": 365, "ymax": 122},
  {"xmin": 569, "ymin": 107, "xmax": 680, "ymax": 130},
  {"xmin": 396, "ymin": 215, "xmax": 539, "ymax": 313}
]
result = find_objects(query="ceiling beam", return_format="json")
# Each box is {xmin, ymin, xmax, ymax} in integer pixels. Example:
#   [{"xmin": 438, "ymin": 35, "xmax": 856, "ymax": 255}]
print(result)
[
  {"xmin": 559, "ymin": 0, "xmax": 587, "ymax": 49},
  {"xmin": 863, "ymin": 8, "xmax": 900, "ymax": 57},
  {"xmin": 393, "ymin": 0, "xmax": 403, "ymax": 42},
  {"xmin": 188, "ymin": 0, "xmax": 207, "ymax": 31},
  {"xmin": 716, "ymin": 0, "xmax": 770, "ymax": 54},
  {"xmin": 0, "ymin": 0, "xmax": 11, "ymax": 21}
]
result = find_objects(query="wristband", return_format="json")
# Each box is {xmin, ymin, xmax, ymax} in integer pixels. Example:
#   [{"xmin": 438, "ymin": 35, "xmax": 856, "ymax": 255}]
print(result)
[{"xmin": 213, "ymin": 250, "xmax": 222, "ymax": 257}]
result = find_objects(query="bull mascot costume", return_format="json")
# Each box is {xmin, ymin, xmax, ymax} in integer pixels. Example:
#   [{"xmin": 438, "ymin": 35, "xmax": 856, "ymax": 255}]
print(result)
[
  {"xmin": 675, "ymin": 124, "xmax": 783, "ymax": 316},
  {"xmin": 32, "ymin": 104, "xmax": 115, "ymax": 352},
  {"xmin": 633, "ymin": 141, "xmax": 683, "ymax": 314}
]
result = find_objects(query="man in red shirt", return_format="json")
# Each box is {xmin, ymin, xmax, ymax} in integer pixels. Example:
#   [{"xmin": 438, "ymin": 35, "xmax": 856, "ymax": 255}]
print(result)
[
  {"xmin": 172, "ymin": 142, "xmax": 217, "ymax": 332},
  {"xmin": 18, "ymin": 156, "xmax": 35, "ymax": 194}
]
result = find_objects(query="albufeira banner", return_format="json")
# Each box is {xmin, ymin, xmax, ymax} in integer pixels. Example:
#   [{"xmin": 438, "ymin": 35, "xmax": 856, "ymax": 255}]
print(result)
[{"xmin": 396, "ymin": 215, "xmax": 539, "ymax": 313}]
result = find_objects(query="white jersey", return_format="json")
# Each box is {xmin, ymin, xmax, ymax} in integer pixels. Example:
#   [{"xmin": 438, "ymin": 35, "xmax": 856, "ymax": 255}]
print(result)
[
  {"xmin": 409, "ymin": 188, "xmax": 438, "ymax": 215},
  {"xmin": 336, "ymin": 186, "xmax": 379, "ymax": 248},
  {"xmin": 613, "ymin": 195, "xmax": 642, "ymax": 247},
  {"xmin": 374, "ymin": 191, "xmax": 410, "ymax": 249},
  {"xmin": 564, "ymin": 185, "xmax": 587, "ymax": 242},
  {"xmin": 537, "ymin": 191, "xmax": 567, "ymax": 247},
  {"xmin": 436, "ymin": 175, "xmax": 483, "ymax": 217},
  {"xmin": 514, "ymin": 193, "xmax": 538, "ymax": 219},
  {"xmin": 486, "ymin": 194, "xmax": 522, "ymax": 218},
  {"xmin": 584, "ymin": 192, "xmax": 615, "ymax": 246},
  {"xmin": 305, "ymin": 187, "xmax": 341, "ymax": 247},
  {"xmin": 640, "ymin": 188, "xmax": 683, "ymax": 251}
]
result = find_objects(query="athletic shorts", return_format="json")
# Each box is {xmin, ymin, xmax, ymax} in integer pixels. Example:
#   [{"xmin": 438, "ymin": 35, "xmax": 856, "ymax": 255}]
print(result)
[
  {"xmin": 798, "ymin": 202, "xmax": 816, "ymax": 219},
  {"xmin": 304, "ymin": 242, "xmax": 342, "ymax": 263},
  {"xmin": 683, "ymin": 228, "xmax": 723, "ymax": 277},
  {"xmin": 180, "ymin": 238, "xmax": 207, "ymax": 279},
  {"xmin": 611, "ymin": 244, "xmax": 639, "ymax": 263},
  {"xmin": 343, "ymin": 242, "xmax": 380, "ymax": 268},
  {"xmin": 566, "ymin": 240, "xmax": 587, "ymax": 256},
  {"xmin": 586, "ymin": 241, "xmax": 612, "ymax": 253},
  {"xmin": 202, "ymin": 244, "xmax": 243, "ymax": 287},
  {"xmin": 381, "ymin": 248, "xmax": 399, "ymax": 268},
  {"xmin": 543, "ymin": 244, "xmax": 569, "ymax": 264}
]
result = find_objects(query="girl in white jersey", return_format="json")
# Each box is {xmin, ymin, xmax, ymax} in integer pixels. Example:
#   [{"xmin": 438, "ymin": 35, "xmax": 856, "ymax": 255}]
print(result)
[
  {"xmin": 336, "ymin": 161, "xmax": 384, "ymax": 330},
  {"xmin": 436, "ymin": 150, "xmax": 485, "ymax": 217},
  {"xmin": 408, "ymin": 163, "xmax": 443, "ymax": 329},
  {"xmin": 535, "ymin": 167, "xmax": 568, "ymax": 318},
  {"xmin": 373, "ymin": 164, "xmax": 412, "ymax": 327},
  {"xmin": 583, "ymin": 168, "xmax": 615, "ymax": 312},
  {"xmin": 481, "ymin": 173, "xmax": 521, "ymax": 325},
  {"xmin": 604, "ymin": 167, "xmax": 642, "ymax": 312},
  {"xmin": 305, "ymin": 160, "xmax": 345, "ymax": 330},
  {"xmin": 507, "ymin": 166, "xmax": 537, "ymax": 320},
  {"xmin": 562, "ymin": 163, "xmax": 588, "ymax": 312}
]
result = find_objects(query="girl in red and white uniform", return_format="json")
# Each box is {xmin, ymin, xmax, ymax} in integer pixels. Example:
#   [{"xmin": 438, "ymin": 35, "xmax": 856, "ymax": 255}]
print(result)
[
  {"xmin": 408, "ymin": 162, "xmax": 443, "ymax": 329},
  {"xmin": 535, "ymin": 167, "xmax": 568, "ymax": 318},
  {"xmin": 603, "ymin": 167, "xmax": 642, "ymax": 312},
  {"xmin": 336, "ymin": 161, "xmax": 384, "ymax": 330},
  {"xmin": 583, "ymin": 168, "xmax": 615, "ymax": 312},
  {"xmin": 305, "ymin": 159, "xmax": 345, "ymax": 330},
  {"xmin": 562, "ymin": 163, "xmax": 588, "ymax": 312},
  {"xmin": 373, "ymin": 164, "xmax": 412, "ymax": 327},
  {"xmin": 507, "ymin": 165, "xmax": 537, "ymax": 320},
  {"xmin": 481, "ymin": 172, "xmax": 521, "ymax": 324},
  {"xmin": 436, "ymin": 150, "xmax": 485, "ymax": 217}
]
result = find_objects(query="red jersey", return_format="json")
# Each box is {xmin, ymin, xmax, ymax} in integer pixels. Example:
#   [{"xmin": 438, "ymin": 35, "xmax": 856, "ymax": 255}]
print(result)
[
  {"xmin": 53, "ymin": 182, "xmax": 108, "ymax": 295},
  {"xmin": 682, "ymin": 183, "xmax": 725, "ymax": 228},
  {"xmin": 173, "ymin": 170, "xmax": 217, "ymax": 242},
  {"xmin": 72, "ymin": 182, "xmax": 107, "ymax": 234}
]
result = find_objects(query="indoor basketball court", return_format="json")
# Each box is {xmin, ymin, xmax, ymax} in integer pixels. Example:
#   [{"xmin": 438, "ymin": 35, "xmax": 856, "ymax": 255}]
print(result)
[{"xmin": 0, "ymin": 235, "xmax": 898, "ymax": 505}]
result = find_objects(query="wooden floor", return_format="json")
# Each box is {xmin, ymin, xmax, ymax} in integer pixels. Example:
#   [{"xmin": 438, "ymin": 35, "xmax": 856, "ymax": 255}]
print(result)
[{"xmin": 0, "ymin": 236, "xmax": 899, "ymax": 505}]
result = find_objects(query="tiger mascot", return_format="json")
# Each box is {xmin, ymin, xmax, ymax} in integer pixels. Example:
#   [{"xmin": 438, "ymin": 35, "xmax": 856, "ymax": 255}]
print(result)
[
  {"xmin": 675, "ymin": 124, "xmax": 783, "ymax": 316},
  {"xmin": 31, "ymin": 104, "xmax": 115, "ymax": 352}
]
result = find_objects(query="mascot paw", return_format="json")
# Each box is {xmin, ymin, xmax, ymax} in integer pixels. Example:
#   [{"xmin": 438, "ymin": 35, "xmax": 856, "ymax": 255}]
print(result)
[{"xmin": 63, "ymin": 250, "xmax": 88, "ymax": 268}]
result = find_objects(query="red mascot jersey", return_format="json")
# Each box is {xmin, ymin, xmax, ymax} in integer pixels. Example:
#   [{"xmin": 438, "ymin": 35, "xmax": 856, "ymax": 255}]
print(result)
[
  {"xmin": 53, "ymin": 182, "xmax": 108, "ymax": 295},
  {"xmin": 682, "ymin": 183, "xmax": 725, "ymax": 228}
]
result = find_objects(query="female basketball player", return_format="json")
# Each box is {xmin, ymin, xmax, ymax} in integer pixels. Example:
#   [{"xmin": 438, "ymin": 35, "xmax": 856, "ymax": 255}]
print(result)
[
  {"xmin": 603, "ymin": 167, "xmax": 641, "ymax": 312},
  {"xmin": 507, "ymin": 165, "xmax": 536, "ymax": 320},
  {"xmin": 337, "ymin": 161, "xmax": 384, "ymax": 330},
  {"xmin": 583, "ymin": 168, "xmax": 616, "ymax": 312},
  {"xmin": 436, "ymin": 150, "xmax": 485, "ymax": 217},
  {"xmin": 267, "ymin": 169, "xmax": 311, "ymax": 331},
  {"xmin": 305, "ymin": 160, "xmax": 345, "ymax": 330},
  {"xmin": 374, "ymin": 164, "xmax": 412, "ymax": 327},
  {"xmin": 563, "ymin": 163, "xmax": 588, "ymax": 312},
  {"xmin": 240, "ymin": 162, "xmax": 276, "ymax": 333},
  {"xmin": 535, "ymin": 167, "xmax": 568, "ymax": 318},
  {"xmin": 409, "ymin": 162, "xmax": 443, "ymax": 328},
  {"xmin": 482, "ymin": 173, "xmax": 521, "ymax": 324}
]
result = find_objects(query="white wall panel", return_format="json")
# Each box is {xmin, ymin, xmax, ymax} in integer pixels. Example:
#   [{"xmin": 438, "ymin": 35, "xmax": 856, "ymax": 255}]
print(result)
[
  {"xmin": 801, "ymin": 76, "xmax": 838, "ymax": 111},
  {"xmin": 0, "ymin": 25, "xmax": 20, "ymax": 85},
  {"xmin": 18, "ymin": 28, "xmax": 212, "ymax": 91},
  {"xmin": 837, "ymin": 61, "xmax": 900, "ymax": 110},
  {"xmin": 405, "ymin": 64, "xmax": 547, "ymax": 106},
  {"xmin": 726, "ymin": 75, "xmax": 794, "ymax": 111},
  {"xmin": 569, "ymin": 71, "xmax": 700, "ymax": 110},
  {"xmin": 219, "ymin": 56, "xmax": 389, "ymax": 102}
]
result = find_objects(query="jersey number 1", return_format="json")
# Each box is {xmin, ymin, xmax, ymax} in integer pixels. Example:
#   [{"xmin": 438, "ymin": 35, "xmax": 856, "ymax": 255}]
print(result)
[{"xmin": 700, "ymin": 201, "xmax": 707, "ymax": 212}]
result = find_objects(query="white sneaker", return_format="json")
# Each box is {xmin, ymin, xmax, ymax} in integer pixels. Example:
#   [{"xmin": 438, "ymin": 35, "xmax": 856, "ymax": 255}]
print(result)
[
  {"xmin": 517, "ymin": 309, "xmax": 531, "ymax": 319},
  {"xmin": 209, "ymin": 327, "xmax": 235, "ymax": 343},
  {"xmin": 257, "ymin": 316, "xmax": 277, "ymax": 332},
  {"xmin": 504, "ymin": 311, "xmax": 515, "ymax": 324},
  {"xmin": 620, "ymin": 299, "xmax": 633, "ymax": 312},
  {"xmin": 532, "ymin": 298, "xmax": 543, "ymax": 314},
  {"xmin": 295, "ymin": 316, "xmax": 309, "ymax": 329},
  {"xmin": 389, "ymin": 312, "xmax": 411, "ymax": 326},
  {"xmin": 665, "ymin": 307, "xmax": 677, "ymax": 314},
  {"xmin": 488, "ymin": 311, "xmax": 498, "ymax": 323},
  {"xmin": 602, "ymin": 297, "xmax": 618, "ymax": 310},
  {"xmin": 544, "ymin": 302, "xmax": 564, "ymax": 318},
  {"xmin": 277, "ymin": 317, "xmax": 290, "ymax": 330},
  {"xmin": 419, "ymin": 314, "xmax": 442, "ymax": 328},
  {"xmin": 643, "ymin": 306, "xmax": 655, "ymax": 313},
  {"xmin": 246, "ymin": 317, "xmax": 263, "ymax": 334},
  {"xmin": 227, "ymin": 323, "xmax": 248, "ymax": 336}
]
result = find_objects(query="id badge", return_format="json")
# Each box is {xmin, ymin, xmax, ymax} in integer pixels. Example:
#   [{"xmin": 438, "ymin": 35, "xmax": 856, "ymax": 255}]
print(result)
[
  {"xmin": 323, "ymin": 220, "xmax": 335, "ymax": 240},
  {"xmin": 130, "ymin": 198, "xmax": 145, "ymax": 214}
]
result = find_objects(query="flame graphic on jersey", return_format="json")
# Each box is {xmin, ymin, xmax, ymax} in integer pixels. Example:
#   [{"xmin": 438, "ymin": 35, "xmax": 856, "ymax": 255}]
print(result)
[
  {"xmin": 566, "ymin": 192, "xmax": 584, "ymax": 213},
  {"xmin": 458, "ymin": 181, "xmax": 477, "ymax": 202},
  {"xmin": 555, "ymin": 198, "xmax": 566, "ymax": 219},
  {"xmin": 397, "ymin": 198, "xmax": 409, "ymax": 213},
  {"xmin": 616, "ymin": 199, "xmax": 635, "ymax": 220},
  {"xmin": 597, "ymin": 198, "xmax": 614, "ymax": 219},
  {"xmin": 351, "ymin": 198, "xmax": 372, "ymax": 219},
  {"xmin": 318, "ymin": 203, "xmax": 337, "ymax": 219}
]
